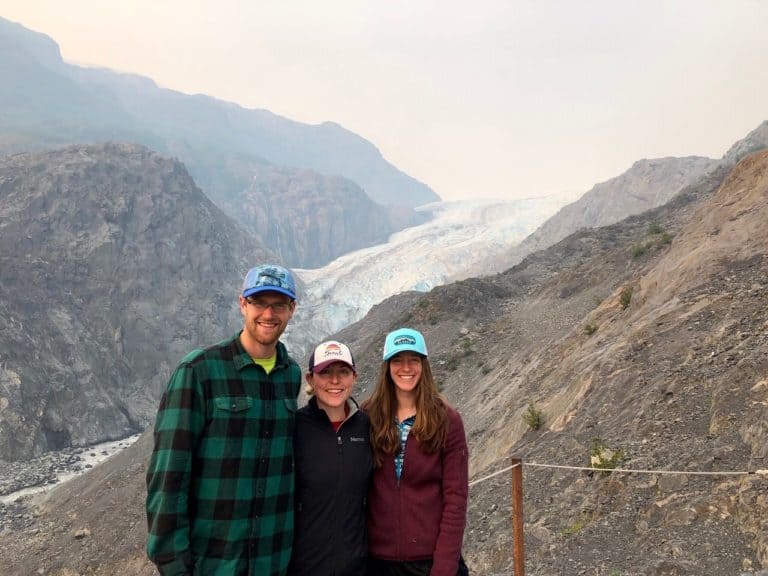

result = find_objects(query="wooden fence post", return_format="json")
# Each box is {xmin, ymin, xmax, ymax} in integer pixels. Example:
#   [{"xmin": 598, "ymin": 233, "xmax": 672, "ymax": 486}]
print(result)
[{"xmin": 511, "ymin": 458, "xmax": 525, "ymax": 576}]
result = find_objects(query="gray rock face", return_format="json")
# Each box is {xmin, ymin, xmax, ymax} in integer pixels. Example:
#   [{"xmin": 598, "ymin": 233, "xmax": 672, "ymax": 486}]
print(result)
[
  {"xmin": 0, "ymin": 143, "xmax": 272, "ymax": 460},
  {"xmin": 723, "ymin": 120, "xmax": 768, "ymax": 165},
  {"xmin": 208, "ymin": 161, "xmax": 427, "ymax": 268}
]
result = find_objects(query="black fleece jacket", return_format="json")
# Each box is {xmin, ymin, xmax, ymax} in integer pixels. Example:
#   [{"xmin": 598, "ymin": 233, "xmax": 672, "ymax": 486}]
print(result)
[{"xmin": 289, "ymin": 397, "xmax": 373, "ymax": 576}]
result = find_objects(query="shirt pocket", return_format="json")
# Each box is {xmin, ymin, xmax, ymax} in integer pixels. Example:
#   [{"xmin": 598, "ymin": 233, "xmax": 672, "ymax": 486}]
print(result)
[
  {"xmin": 205, "ymin": 396, "xmax": 256, "ymax": 447},
  {"xmin": 214, "ymin": 395, "xmax": 254, "ymax": 414}
]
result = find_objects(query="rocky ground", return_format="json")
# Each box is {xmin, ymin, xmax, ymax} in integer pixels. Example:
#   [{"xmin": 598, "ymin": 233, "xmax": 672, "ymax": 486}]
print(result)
[{"xmin": 0, "ymin": 436, "xmax": 139, "ymax": 532}]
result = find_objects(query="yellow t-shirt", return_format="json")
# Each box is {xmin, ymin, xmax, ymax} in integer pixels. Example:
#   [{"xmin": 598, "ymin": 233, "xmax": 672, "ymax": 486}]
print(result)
[{"xmin": 252, "ymin": 354, "xmax": 276, "ymax": 374}]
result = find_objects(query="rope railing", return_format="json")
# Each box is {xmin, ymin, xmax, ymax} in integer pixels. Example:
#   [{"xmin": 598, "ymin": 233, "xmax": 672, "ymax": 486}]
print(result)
[
  {"xmin": 468, "ymin": 461, "xmax": 521, "ymax": 487},
  {"xmin": 466, "ymin": 458, "xmax": 768, "ymax": 576},
  {"xmin": 469, "ymin": 460, "xmax": 767, "ymax": 487},
  {"xmin": 524, "ymin": 462, "xmax": 768, "ymax": 476}
]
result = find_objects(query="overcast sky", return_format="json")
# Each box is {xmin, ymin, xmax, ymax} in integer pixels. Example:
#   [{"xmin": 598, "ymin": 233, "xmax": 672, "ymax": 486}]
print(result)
[{"xmin": 3, "ymin": 1, "xmax": 768, "ymax": 201}]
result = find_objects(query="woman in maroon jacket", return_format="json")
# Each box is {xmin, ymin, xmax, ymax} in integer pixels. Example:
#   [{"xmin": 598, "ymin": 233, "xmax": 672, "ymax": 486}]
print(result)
[{"xmin": 364, "ymin": 328, "xmax": 469, "ymax": 576}]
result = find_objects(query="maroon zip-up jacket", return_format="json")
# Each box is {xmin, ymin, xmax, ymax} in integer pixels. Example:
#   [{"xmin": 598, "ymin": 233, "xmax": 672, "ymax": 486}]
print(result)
[{"xmin": 367, "ymin": 406, "xmax": 469, "ymax": 576}]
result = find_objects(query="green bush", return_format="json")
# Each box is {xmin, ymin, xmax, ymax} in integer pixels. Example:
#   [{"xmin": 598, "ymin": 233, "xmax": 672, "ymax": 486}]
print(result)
[
  {"xmin": 659, "ymin": 232, "xmax": 673, "ymax": 245},
  {"xmin": 562, "ymin": 520, "xmax": 584, "ymax": 536},
  {"xmin": 584, "ymin": 323, "xmax": 598, "ymax": 336},
  {"xmin": 648, "ymin": 222, "xmax": 663, "ymax": 235},
  {"xmin": 523, "ymin": 403, "xmax": 544, "ymax": 431},
  {"xmin": 590, "ymin": 437, "xmax": 625, "ymax": 474},
  {"xmin": 619, "ymin": 286, "xmax": 633, "ymax": 310},
  {"xmin": 631, "ymin": 243, "xmax": 649, "ymax": 258}
]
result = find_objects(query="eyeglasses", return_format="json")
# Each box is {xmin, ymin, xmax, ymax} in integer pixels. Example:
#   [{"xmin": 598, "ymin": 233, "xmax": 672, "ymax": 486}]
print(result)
[{"xmin": 245, "ymin": 298, "xmax": 292, "ymax": 313}]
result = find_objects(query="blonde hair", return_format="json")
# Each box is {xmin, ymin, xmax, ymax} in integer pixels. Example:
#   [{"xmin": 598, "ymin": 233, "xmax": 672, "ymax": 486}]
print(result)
[
  {"xmin": 363, "ymin": 356, "xmax": 448, "ymax": 468},
  {"xmin": 304, "ymin": 374, "xmax": 315, "ymax": 397}
]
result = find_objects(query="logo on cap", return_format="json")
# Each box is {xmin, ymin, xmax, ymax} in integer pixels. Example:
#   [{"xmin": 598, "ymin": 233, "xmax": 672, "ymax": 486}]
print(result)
[
  {"xmin": 309, "ymin": 340, "xmax": 355, "ymax": 373},
  {"xmin": 322, "ymin": 343, "xmax": 343, "ymax": 358},
  {"xmin": 242, "ymin": 264, "xmax": 296, "ymax": 300},
  {"xmin": 383, "ymin": 328, "xmax": 428, "ymax": 361}
]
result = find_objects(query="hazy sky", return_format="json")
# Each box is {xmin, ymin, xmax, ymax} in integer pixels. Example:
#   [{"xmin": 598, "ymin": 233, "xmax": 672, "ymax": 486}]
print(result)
[{"xmin": 3, "ymin": 1, "xmax": 768, "ymax": 201}]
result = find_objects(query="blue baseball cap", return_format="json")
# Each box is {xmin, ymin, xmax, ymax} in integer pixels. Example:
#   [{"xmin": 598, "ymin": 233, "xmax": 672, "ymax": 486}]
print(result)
[
  {"xmin": 383, "ymin": 328, "xmax": 428, "ymax": 361},
  {"xmin": 242, "ymin": 264, "xmax": 297, "ymax": 300}
]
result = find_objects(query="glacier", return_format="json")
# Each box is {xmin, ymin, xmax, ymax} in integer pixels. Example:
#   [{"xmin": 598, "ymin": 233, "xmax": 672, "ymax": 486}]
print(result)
[{"xmin": 284, "ymin": 193, "xmax": 578, "ymax": 356}]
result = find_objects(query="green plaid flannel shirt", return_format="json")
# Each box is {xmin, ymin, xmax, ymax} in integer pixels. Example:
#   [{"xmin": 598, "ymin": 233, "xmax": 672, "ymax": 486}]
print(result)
[{"xmin": 146, "ymin": 332, "xmax": 301, "ymax": 576}]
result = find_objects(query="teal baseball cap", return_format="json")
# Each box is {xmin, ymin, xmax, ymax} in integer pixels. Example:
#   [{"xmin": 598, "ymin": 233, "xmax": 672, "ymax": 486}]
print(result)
[{"xmin": 383, "ymin": 328, "xmax": 428, "ymax": 361}]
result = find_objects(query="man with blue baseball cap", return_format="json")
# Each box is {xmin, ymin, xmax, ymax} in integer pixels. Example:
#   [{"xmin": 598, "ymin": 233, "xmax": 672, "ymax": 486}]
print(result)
[{"xmin": 147, "ymin": 264, "xmax": 302, "ymax": 576}]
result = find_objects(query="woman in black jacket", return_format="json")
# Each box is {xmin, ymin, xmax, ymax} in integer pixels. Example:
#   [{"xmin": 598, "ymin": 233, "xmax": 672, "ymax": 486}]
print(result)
[{"xmin": 289, "ymin": 340, "xmax": 373, "ymax": 576}]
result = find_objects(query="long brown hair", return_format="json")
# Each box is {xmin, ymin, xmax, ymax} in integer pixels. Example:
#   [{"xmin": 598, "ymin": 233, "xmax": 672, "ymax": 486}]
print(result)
[{"xmin": 364, "ymin": 356, "xmax": 448, "ymax": 468}]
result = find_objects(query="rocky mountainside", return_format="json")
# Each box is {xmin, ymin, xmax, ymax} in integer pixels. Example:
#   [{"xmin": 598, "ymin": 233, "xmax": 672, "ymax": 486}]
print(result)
[
  {"xmin": 221, "ymin": 161, "xmax": 426, "ymax": 268},
  {"xmin": 469, "ymin": 121, "xmax": 768, "ymax": 283},
  {"xmin": 724, "ymin": 121, "xmax": 768, "ymax": 164},
  {"xmin": 467, "ymin": 156, "xmax": 718, "ymax": 279},
  {"xmin": 0, "ymin": 143, "xmax": 274, "ymax": 461},
  {"xmin": 341, "ymin": 153, "xmax": 767, "ymax": 575},
  {"xmin": 1, "ymin": 147, "xmax": 765, "ymax": 575},
  {"xmin": 0, "ymin": 16, "xmax": 435, "ymax": 267}
]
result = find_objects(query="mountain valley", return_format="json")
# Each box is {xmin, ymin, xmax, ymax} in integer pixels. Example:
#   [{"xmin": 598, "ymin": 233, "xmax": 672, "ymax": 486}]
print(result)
[{"xmin": 1, "ymin": 147, "xmax": 766, "ymax": 574}]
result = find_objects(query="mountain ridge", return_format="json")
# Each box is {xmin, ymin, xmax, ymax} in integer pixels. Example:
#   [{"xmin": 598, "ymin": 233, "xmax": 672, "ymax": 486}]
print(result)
[
  {"xmin": 466, "ymin": 155, "xmax": 720, "ymax": 279},
  {"xmin": 0, "ymin": 16, "xmax": 436, "ymax": 267}
]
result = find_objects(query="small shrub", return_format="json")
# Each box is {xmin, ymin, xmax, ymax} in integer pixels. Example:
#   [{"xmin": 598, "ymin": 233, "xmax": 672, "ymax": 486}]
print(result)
[
  {"xmin": 590, "ymin": 437, "xmax": 625, "ymax": 473},
  {"xmin": 631, "ymin": 243, "xmax": 649, "ymax": 258},
  {"xmin": 446, "ymin": 356, "xmax": 459, "ymax": 371},
  {"xmin": 648, "ymin": 222, "xmax": 663, "ymax": 235},
  {"xmin": 659, "ymin": 232, "xmax": 673, "ymax": 245},
  {"xmin": 523, "ymin": 403, "xmax": 544, "ymax": 431},
  {"xmin": 584, "ymin": 323, "xmax": 598, "ymax": 336},
  {"xmin": 481, "ymin": 365, "xmax": 491, "ymax": 375},
  {"xmin": 619, "ymin": 286, "xmax": 633, "ymax": 310},
  {"xmin": 562, "ymin": 520, "xmax": 584, "ymax": 536}
]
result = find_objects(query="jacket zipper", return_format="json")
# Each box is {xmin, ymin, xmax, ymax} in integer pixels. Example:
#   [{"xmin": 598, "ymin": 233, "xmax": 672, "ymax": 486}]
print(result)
[{"xmin": 334, "ymin": 413, "xmax": 344, "ymax": 575}]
